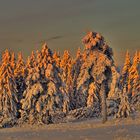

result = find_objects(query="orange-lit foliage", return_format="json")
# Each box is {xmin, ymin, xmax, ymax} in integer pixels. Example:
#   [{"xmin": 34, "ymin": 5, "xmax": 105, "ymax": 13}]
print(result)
[
  {"xmin": 60, "ymin": 50, "xmax": 73, "ymax": 112},
  {"xmin": 120, "ymin": 51, "xmax": 131, "ymax": 93},
  {"xmin": 87, "ymin": 82, "xmax": 99, "ymax": 107},
  {"xmin": 14, "ymin": 52, "xmax": 26, "ymax": 101},
  {"xmin": 10, "ymin": 52, "xmax": 16, "ymax": 70},
  {"xmin": 116, "ymin": 85, "xmax": 133, "ymax": 118},
  {"xmin": 70, "ymin": 48, "xmax": 83, "ymax": 109},
  {"xmin": 77, "ymin": 31, "xmax": 119, "ymax": 122},
  {"xmin": 0, "ymin": 50, "xmax": 18, "ymax": 120},
  {"xmin": 77, "ymin": 32, "xmax": 118, "ymax": 109},
  {"xmin": 53, "ymin": 51, "xmax": 61, "ymax": 67},
  {"xmin": 0, "ymin": 31, "xmax": 139, "ymax": 127},
  {"xmin": 128, "ymin": 51, "xmax": 140, "ymax": 96},
  {"xmin": 25, "ymin": 51, "xmax": 39, "ymax": 84},
  {"xmin": 14, "ymin": 52, "xmax": 25, "ymax": 78},
  {"xmin": 20, "ymin": 44, "xmax": 63, "ymax": 124}
]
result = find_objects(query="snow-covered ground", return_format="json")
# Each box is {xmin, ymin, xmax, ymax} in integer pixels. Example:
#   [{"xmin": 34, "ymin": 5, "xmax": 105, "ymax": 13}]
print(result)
[{"xmin": 0, "ymin": 115, "xmax": 140, "ymax": 140}]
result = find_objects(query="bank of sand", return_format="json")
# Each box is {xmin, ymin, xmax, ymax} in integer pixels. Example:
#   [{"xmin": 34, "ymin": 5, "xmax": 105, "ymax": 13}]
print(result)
[{"xmin": 0, "ymin": 116, "xmax": 140, "ymax": 140}]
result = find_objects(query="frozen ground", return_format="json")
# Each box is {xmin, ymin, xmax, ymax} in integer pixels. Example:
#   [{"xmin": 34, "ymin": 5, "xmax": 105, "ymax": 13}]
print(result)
[{"xmin": 0, "ymin": 115, "xmax": 140, "ymax": 140}]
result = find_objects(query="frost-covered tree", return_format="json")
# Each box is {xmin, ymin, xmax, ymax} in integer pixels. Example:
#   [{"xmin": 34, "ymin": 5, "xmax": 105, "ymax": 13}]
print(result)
[
  {"xmin": 116, "ymin": 51, "xmax": 140, "ymax": 117},
  {"xmin": 10, "ymin": 52, "xmax": 16, "ymax": 71},
  {"xmin": 0, "ymin": 31, "xmax": 138, "ymax": 127},
  {"xmin": 14, "ymin": 52, "xmax": 25, "ymax": 79},
  {"xmin": 0, "ymin": 50, "xmax": 18, "ymax": 124},
  {"xmin": 115, "ymin": 85, "xmax": 134, "ymax": 118},
  {"xmin": 77, "ymin": 31, "xmax": 119, "ymax": 122},
  {"xmin": 70, "ymin": 48, "xmax": 83, "ymax": 109},
  {"xmin": 14, "ymin": 52, "xmax": 26, "ymax": 101},
  {"xmin": 128, "ymin": 51, "xmax": 140, "ymax": 96},
  {"xmin": 20, "ymin": 44, "xmax": 63, "ymax": 124},
  {"xmin": 108, "ymin": 65, "xmax": 120, "ymax": 98},
  {"xmin": 60, "ymin": 50, "xmax": 73, "ymax": 113},
  {"xmin": 19, "ymin": 51, "xmax": 42, "ymax": 124},
  {"xmin": 53, "ymin": 51, "xmax": 61, "ymax": 68},
  {"xmin": 87, "ymin": 82, "xmax": 99, "ymax": 107},
  {"xmin": 119, "ymin": 51, "xmax": 131, "ymax": 94},
  {"xmin": 25, "ymin": 51, "xmax": 39, "ymax": 85}
]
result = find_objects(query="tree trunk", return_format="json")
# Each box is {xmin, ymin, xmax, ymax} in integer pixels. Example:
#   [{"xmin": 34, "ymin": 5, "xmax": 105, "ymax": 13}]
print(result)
[{"xmin": 100, "ymin": 80, "xmax": 107, "ymax": 123}]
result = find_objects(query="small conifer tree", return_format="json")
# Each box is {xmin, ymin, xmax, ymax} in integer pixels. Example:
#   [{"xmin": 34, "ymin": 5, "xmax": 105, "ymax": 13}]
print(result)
[
  {"xmin": 128, "ymin": 51, "xmax": 140, "ymax": 96},
  {"xmin": 60, "ymin": 50, "xmax": 73, "ymax": 113},
  {"xmin": 0, "ymin": 50, "xmax": 18, "ymax": 123},
  {"xmin": 120, "ymin": 51, "xmax": 131, "ymax": 93}
]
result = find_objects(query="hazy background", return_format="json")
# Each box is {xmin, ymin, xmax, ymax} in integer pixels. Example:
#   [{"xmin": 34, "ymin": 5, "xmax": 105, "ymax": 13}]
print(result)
[{"xmin": 0, "ymin": 0, "xmax": 140, "ymax": 65}]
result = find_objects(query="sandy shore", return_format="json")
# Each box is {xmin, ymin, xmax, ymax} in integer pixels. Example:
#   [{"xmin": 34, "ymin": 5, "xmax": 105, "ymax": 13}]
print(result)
[{"xmin": 0, "ymin": 117, "xmax": 140, "ymax": 140}]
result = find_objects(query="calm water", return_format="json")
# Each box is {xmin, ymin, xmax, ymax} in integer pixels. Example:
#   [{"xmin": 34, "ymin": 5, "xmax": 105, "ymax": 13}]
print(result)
[{"xmin": 0, "ymin": 0, "xmax": 140, "ymax": 65}]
